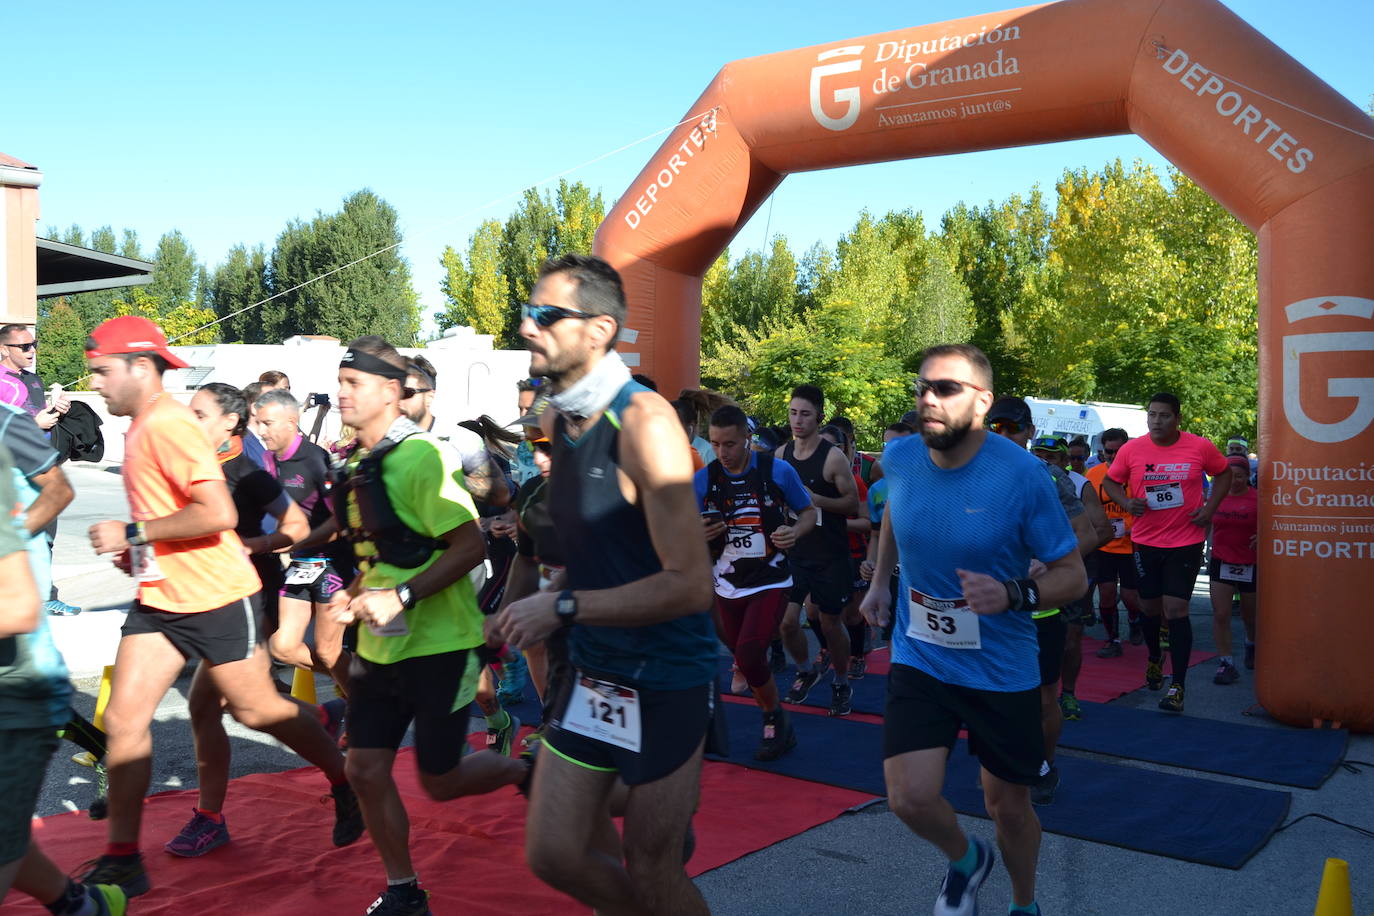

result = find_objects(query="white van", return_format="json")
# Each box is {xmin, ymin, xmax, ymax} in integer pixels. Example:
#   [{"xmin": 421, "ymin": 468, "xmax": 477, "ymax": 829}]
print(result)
[{"xmin": 1024, "ymin": 398, "xmax": 1148, "ymax": 454}]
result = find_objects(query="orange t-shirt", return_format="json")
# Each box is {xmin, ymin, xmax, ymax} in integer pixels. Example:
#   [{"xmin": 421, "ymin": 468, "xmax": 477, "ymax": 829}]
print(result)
[
  {"xmin": 1086, "ymin": 463, "xmax": 1133, "ymax": 554},
  {"xmin": 123, "ymin": 395, "xmax": 260, "ymax": 613}
]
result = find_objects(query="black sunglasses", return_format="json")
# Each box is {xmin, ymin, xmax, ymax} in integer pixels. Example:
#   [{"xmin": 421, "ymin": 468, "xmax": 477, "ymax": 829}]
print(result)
[
  {"xmin": 6, "ymin": 342, "xmax": 36, "ymax": 352},
  {"xmin": 914, "ymin": 377, "xmax": 986, "ymax": 399},
  {"xmin": 522, "ymin": 303, "xmax": 592, "ymax": 328}
]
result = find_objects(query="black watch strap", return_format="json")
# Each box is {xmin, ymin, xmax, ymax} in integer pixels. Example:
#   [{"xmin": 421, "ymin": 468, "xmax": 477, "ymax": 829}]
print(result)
[{"xmin": 556, "ymin": 590, "xmax": 578, "ymax": 627}]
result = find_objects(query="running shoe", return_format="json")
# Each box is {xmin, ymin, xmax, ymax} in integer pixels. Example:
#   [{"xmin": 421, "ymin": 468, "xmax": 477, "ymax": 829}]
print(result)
[
  {"xmin": 1059, "ymin": 693, "xmax": 1083, "ymax": 721},
  {"xmin": 729, "ymin": 664, "xmax": 750, "ymax": 695},
  {"xmin": 828, "ymin": 682, "xmax": 853, "ymax": 717},
  {"xmin": 45, "ymin": 598, "xmax": 82, "ymax": 616},
  {"xmin": 754, "ymin": 709, "xmax": 797, "ymax": 761},
  {"xmin": 933, "ymin": 835, "xmax": 994, "ymax": 916},
  {"xmin": 1213, "ymin": 661, "xmax": 1240, "ymax": 685},
  {"xmin": 76, "ymin": 854, "xmax": 149, "ymax": 898},
  {"xmin": 1158, "ymin": 682, "xmax": 1186, "ymax": 713},
  {"xmin": 365, "ymin": 885, "xmax": 431, "ymax": 915},
  {"xmin": 496, "ymin": 651, "xmax": 529, "ymax": 706},
  {"xmin": 848, "ymin": 655, "xmax": 867, "ymax": 680},
  {"xmin": 1244, "ymin": 643, "xmax": 1256, "ymax": 670},
  {"xmin": 1030, "ymin": 764, "xmax": 1060, "ymax": 807},
  {"xmin": 784, "ymin": 669, "xmax": 821, "ymax": 704},
  {"xmin": 1095, "ymin": 640, "xmax": 1123, "ymax": 658},
  {"xmin": 164, "ymin": 809, "xmax": 230, "ymax": 857},
  {"xmin": 86, "ymin": 883, "xmax": 128, "ymax": 916},
  {"xmin": 1145, "ymin": 660, "xmax": 1164, "ymax": 691},
  {"xmin": 486, "ymin": 712, "xmax": 521, "ymax": 757},
  {"xmin": 769, "ymin": 642, "xmax": 787, "ymax": 674},
  {"xmin": 520, "ymin": 725, "xmax": 544, "ymax": 750},
  {"xmin": 1128, "ymin": 620, "xmax": 1144, "ymax": 646},
  {"xmin": 330, "ymin": 782, "xmax": 365, "ymax": 847}
]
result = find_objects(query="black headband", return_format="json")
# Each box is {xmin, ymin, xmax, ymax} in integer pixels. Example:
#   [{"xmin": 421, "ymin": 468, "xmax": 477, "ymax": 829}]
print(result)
[{"xmin": 340, "ymin": 349, "xmax": 409, "ymax": 382}]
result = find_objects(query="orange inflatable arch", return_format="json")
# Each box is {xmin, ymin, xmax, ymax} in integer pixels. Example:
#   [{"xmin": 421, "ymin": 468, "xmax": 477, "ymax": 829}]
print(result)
[{"xmin": 594, "ymin": 0, "xmax": 1374, "ymax": 731}]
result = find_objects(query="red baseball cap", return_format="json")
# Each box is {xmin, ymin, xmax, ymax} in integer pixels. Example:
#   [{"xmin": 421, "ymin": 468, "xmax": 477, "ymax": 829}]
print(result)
[{"xmin": 85, "ymin": 316, "xmax": 190, "ymax": 369}]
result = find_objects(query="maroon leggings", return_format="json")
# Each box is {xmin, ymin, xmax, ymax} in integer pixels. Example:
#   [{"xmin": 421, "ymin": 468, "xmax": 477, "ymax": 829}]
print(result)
[{"xmin": 716, "ymin": 588, "xmax": 789, "ymax": 688}]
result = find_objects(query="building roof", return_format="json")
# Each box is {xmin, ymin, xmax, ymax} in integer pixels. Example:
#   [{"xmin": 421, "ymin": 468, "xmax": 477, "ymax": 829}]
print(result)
[
  {"xmin": 0, "ymin": 152, "xmax": 36, "ymax": 169},
  {"xmin": 37, "ymin": 238, "xmax": 154, "ymax": 297}
]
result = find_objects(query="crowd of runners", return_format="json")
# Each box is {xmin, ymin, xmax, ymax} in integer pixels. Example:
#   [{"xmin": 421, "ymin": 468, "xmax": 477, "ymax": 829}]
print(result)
[{"xmin": 0, "ymin": 255, "xmax": 1261, "ymax": 916}]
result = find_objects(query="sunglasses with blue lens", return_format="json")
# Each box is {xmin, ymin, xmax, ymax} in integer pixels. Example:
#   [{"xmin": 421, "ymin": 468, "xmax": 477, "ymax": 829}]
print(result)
[{"xmin": 522, "ymin": 302, "xmax": 592, "ymax": 328}]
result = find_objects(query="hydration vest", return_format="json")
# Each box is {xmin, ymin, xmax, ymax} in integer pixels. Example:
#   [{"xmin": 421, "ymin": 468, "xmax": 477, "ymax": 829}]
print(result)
[
  {"xmin": 332, "ymin": 432, "xmax": 449, "ymax": 569},
  {"xmin": 703, "ymin": 454, "xmax": 789, "ymax": 562}
]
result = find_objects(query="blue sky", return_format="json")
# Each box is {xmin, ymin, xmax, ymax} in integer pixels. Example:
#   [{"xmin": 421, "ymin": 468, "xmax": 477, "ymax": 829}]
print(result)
[{"xmin": 8, "ymin": 0, "xmax": 1369, "ymax": 337}]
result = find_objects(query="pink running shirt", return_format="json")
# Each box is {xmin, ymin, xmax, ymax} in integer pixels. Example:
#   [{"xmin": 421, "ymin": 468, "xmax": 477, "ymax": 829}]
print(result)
[
  {"xmin": 1211, "ymin": 487, "xmax": 1259, "ymax": 565},
  {"xmin": 1107, "ymin": 431, "xmax": 1229, "ymax": 548}
]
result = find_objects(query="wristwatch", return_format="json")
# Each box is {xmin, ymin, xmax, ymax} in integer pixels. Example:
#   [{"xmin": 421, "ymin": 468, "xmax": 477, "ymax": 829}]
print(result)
[
  {"xmin": 125, "ymin": 522, "xmax": 148, "ymax": 547},
  {"xmin": 395, "ymin": 583, "xmax": 418, "ymax": 611},
  {"xmin": 556, "ymin": 590, "xmax": 578, "ymax": 627}
]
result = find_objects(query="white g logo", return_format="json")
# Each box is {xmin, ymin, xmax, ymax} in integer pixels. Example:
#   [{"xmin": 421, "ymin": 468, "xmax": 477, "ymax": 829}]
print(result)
[
  {"xmin": 1282, "ymin": 296, "xmax": 1374, "ymax": 443},
  {"xmin": 809, "ymin": 46, "xmax": 865, "ymax": 132}
]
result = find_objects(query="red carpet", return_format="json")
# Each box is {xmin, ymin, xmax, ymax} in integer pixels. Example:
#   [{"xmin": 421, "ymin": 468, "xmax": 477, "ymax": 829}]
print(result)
[
  {"xmin": 6, "ymin": 748, "xmax": 875, "ymax": 914},
  {"xmin": 1076, "ymin": 636, "xmax": 1214, "ymax": 703}
]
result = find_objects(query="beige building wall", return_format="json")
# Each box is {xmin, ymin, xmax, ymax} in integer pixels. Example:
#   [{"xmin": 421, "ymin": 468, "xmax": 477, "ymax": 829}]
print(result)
[{"xmin": 0, "ymin": 153, "xmax": 41, "ymax": 326}]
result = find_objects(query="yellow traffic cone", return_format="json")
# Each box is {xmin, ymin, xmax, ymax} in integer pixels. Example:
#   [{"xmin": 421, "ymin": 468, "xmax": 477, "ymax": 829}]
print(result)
[
  {"xmin": 93, "ymin": 665, "xmax": 113, "ymax": 730},
  {"xmin": 1314, "ymin": 857, "xmax": 1353, "ymax": 916},
  {"xmin": 290, "ymin": 667, "xmax": 317, "ymax": 705}
]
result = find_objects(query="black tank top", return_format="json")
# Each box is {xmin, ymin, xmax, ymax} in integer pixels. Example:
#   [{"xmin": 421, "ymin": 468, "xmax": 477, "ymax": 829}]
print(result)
[
  {"xmin": 548, "ymin": 381, "xmax": 716, "ymax": 690},
  {"xmin": 783, "ymin": 438, "xmax": 847, "ymax": 562}
]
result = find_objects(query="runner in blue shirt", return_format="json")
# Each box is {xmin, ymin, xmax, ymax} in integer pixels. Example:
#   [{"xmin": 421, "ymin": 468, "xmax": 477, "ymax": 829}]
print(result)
[{"xmin": 861, "ymin": 344, "xmax": 1086, "ymax": 916}]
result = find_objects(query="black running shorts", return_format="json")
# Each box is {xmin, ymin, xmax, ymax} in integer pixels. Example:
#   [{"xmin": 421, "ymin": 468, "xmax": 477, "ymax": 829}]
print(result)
[
  {"xmin": 1133, "ymin": 542, "xmax": 1205, "ymax": 601},
  {"xmin": 279, "ymin": 559, "xmax": 347, "ymax": 605},
  {"xmin": 883, "ymin": 663, "xmax": 1043, "ymax": 785},
  {"xmin": 788, "ymin": 557, "xmax": 852, "ymax": 615},
  {"xmin": 122, "ymin": 593, "xmax": 264, "ymax": 665},
  {"xmin": 0, "ymin": 727, "xmax": 58, "ymax": 865},
  {"xmin": 347, "ymin": 649, "xmax": 476, "ymax": 775},
  {"xmin": 1034, "ymin": 612, "xmax": 1067, "ymax": 686},
  {"xmin": 1092, "ymin": 550, "xmax": 1138, "ymax": 590},
  {"xmin": 1208, "ymin": 557, "xmax": 1257, "ymax": 594},
  {"xmin": 545, "ymin": 671, "xmax": 711, "ymax": 787}
]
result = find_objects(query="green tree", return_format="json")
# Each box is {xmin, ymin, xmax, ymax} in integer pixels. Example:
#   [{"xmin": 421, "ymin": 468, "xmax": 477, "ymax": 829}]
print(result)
[
  {"xmin": 36, "ymin": 298, "xmax": 90, "ymax": 389},
  {"xmin": 703, "ymin": 300, "xmax": 912, "ymax": 449},
  {"xmin": 111, "ymin": 290, "xmax": 218, "ymax": 345},
  {"xmin": 147, "ymin": 230, "xmax": 198, "ymax": 307},
  {"xmin": 210, "ymin": 244, "xmax": 272, "ymax": 343},
  {"xmin": 269, "ymin": 190, "xmax": 420, "ymax": 345},
  {"xmin": 700, "ymin": 236, "xmax": 799, "ymax": 360},
  {"xmin": 436, "ymin": 220, "xmax": 508, "ymax": 337}
]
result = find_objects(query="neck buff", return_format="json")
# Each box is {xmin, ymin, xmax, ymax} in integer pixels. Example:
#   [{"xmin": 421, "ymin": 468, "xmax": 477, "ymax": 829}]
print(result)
[
  {"xmin": 340, "ymin": 348, "xmax": 408, "ymax": 382},
  {"xmin": 547, "ymin": 349, "xmax": 632, "ymax": 421},
  {"xmin": 216, "ymin": 435, "xmax": 244, "ymax": 465}
]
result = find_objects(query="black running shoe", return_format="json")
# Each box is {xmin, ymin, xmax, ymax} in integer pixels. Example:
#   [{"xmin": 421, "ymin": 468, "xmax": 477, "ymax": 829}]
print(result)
[
  {"xmin": 365, "ymin": 885, "xmax": 431, "ymax": 915},
  {"xmin": 331, "ymin": 782, "xmax": 365, "ymax": 847},
  {"xmin": 77, "ymin": 854, "xmax": 149, "ymax": 899},
  {"xmin": 754, "ymin": 709, "xmax": 797, "ymax": 761},
  {"xmin": 1213, "ymin": 661, "xmax": 1239, "ymax": 685},
  {"xmin": 1095, "ymin": 640, "xmax": 1123, "ymax": 659},
  {"xmin": 784, "ymin": 669, "xmax": 820, "ymax": 704},
  {"xmin": 1030, "ymin": 764, "xmax": 1060, "ymax": 806},
  {"xmin": 828, "ymin": 682, "xmax": 853, "ymax": 717},
  {"xmin": 1158, "ymin": 682, "xmax": 1185, "ymax": 713},
  {"xmin": 848, "ymin": 655, "xmax": 867, "ymax": 680}
]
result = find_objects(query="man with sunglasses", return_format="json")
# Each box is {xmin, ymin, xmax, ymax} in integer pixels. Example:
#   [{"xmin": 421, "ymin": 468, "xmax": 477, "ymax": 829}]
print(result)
[
  {"xmin": 987, "ymin": 399, "xmax": 1104, "ymax": 807},
  {"xmin": 1102, "ymin": 393, "xmax": 1231, "ymax": 714},
  {"xmin": 0, "ymin": 325, "xmax": 81, "ymax": 617},
  {"xmin": 1029, "ymin": 436, "xmax": 1111, "ymax": 729},
  {"xmin": 1085, "ymin": 428, "xmax": 1143, "ymax": 653},
  {"xmin": 494, "ymin": 254, "xmax": 716, "ymax": 916},
  {"xmin": 399, "ymin": 355, "xmax": 510, "ymax": 509},
  {"xmin": 862, "ymin": 346, "xmax": 1085, "ymax": 916}
]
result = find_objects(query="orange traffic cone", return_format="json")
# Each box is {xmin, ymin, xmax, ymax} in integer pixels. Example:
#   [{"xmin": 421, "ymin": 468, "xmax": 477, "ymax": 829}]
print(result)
[
  {"xmin": 1314, "ymin": 857, "xmax": 1353, "ymax": 916},
  {"xmin": 290, "ymin": 667, "xmax": 317, "ymax": 704}
]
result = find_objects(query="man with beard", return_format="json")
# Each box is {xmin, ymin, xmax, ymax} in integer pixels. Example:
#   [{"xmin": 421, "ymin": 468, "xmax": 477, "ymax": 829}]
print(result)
[
  {"xmin": 494, "ymin": 254, "xmax": 716, "ymax": 916},
  {"xmin": 861, "ymin": 344, "xmax": 1085, "ymax": 916}
]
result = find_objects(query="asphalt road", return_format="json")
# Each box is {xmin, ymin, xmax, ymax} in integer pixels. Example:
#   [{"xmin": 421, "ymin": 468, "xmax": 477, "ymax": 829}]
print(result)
[{"xmin": 28, "ymin": 462, "xmax": 1374, "ymax": 914}]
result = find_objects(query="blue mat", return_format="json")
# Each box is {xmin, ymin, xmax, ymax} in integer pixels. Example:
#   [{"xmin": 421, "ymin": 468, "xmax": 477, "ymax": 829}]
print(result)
[
  {"xmin": 1060, "ymin": 701, "xmax": 1348, "ymax": 789},
  {"xmin": 708, "ymin": 701, "xmax": 1291, "ymax": 869},
  {"xmin": 716, "ymin": 657, "xmax": 1348, "ymax": 789}
]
